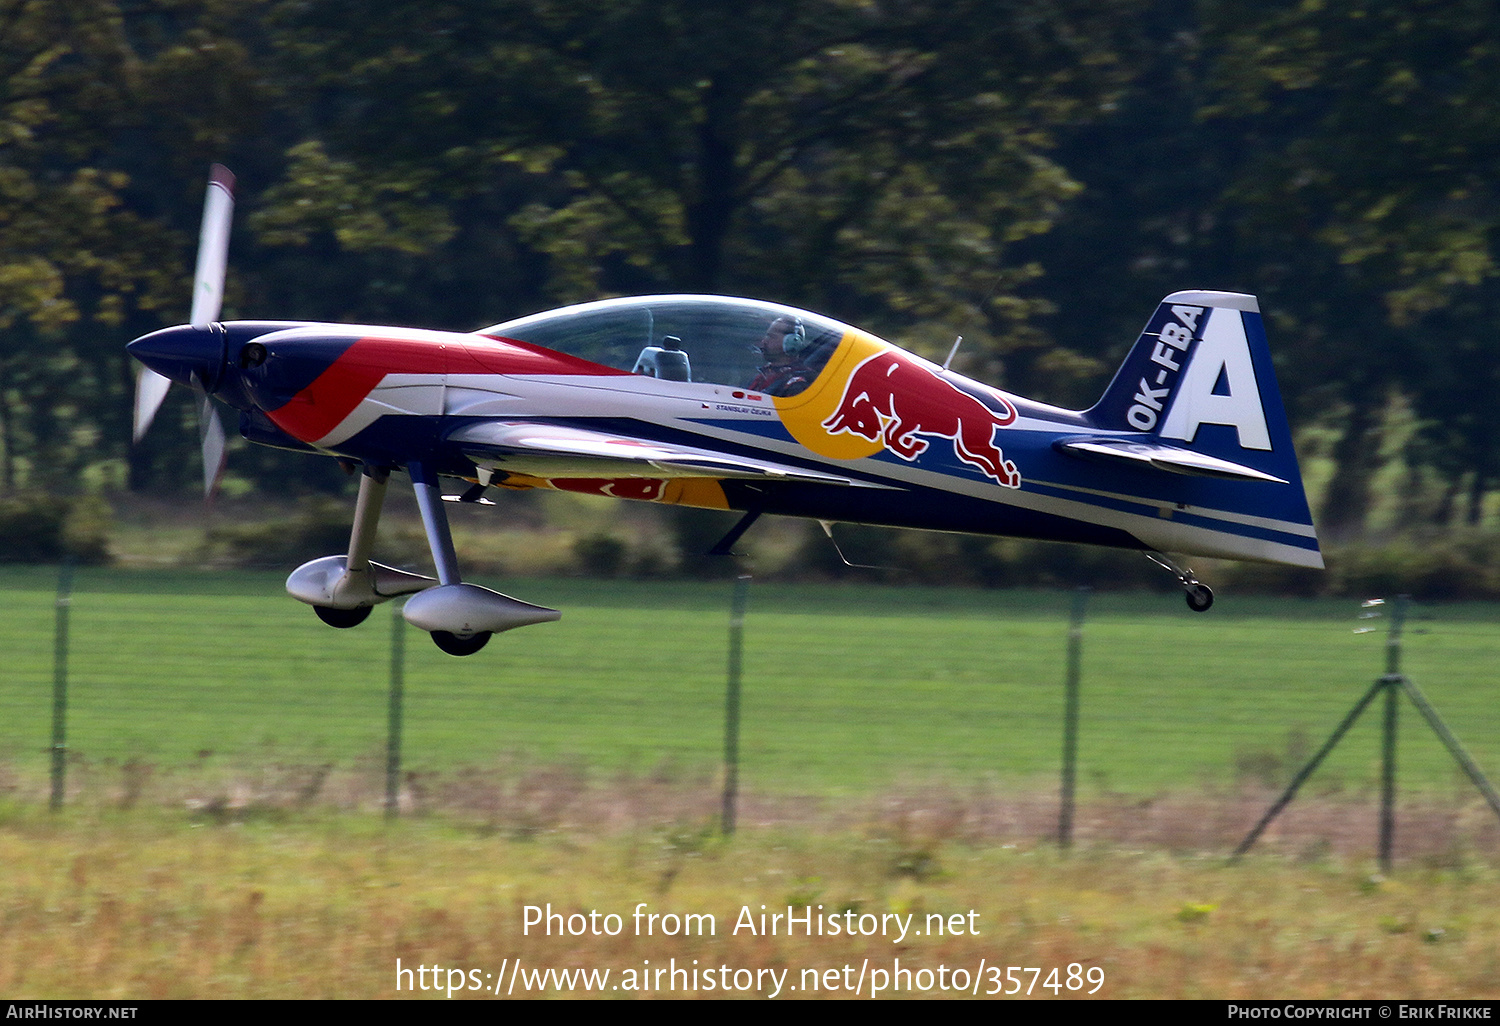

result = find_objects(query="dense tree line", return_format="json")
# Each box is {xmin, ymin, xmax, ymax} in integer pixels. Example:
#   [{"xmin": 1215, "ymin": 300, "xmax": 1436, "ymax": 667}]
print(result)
[{"xmin": 1, "ymin": 0, "xmax": 1496, "ymax": 541}]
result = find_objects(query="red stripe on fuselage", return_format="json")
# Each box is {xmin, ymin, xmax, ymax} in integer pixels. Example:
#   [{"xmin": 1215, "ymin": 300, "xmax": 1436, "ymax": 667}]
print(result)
[
  {"xmin": 266, "ymin": 331, "xmax": 629, "ymax": 444},
  {"xmin": 474, "ymin": 334, "xmax": 635, "ymax": 377}
]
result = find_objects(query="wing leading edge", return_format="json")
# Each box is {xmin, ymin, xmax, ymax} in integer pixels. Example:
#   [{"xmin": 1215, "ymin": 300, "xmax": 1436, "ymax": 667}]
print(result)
[{"xmin": 447, "ymin": 420, "xmax": 885, "ymax": 487}]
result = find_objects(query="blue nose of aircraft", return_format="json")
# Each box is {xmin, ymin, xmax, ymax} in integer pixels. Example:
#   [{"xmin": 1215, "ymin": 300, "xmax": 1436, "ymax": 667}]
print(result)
[{"xmin": 127, "ymin": 324, "xmax": 227, "ymax": 392}]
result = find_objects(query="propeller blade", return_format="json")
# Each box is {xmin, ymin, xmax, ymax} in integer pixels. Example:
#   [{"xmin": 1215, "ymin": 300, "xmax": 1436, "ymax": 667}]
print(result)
[
  {"xmin": 133, "ymin": 366, "xmax": 173, "ymax": 442},
  {"xmin": 200, "ymin": 403, "xmax": 227, "ymax": 498},
  {"xmin": 189, "ymin": 164, "xmax": 236, "ymax": 329},
  {"xmin": 192, "ymin": 373, "xmax": 228, "ymax": 499}
]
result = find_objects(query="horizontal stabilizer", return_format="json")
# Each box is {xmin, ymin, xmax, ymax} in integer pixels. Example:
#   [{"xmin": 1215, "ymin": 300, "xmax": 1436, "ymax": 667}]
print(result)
[
  {"xmin": 449, "ymin": 420, "xmax": 882, "ymax": 486},
  {"xmin": 1054, "ymin": 437, "xmax": 1288, "ymax": 483}
]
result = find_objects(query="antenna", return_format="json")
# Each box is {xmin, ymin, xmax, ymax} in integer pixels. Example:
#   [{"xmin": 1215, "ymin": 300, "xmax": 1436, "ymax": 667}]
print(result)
[
  {"xmin": 941, "ymin": 336, "xmax": 963, "ymax": 373},
  {"xmin": 943, "ymin": 268, "xmax": 1006, "ymax": 374}
]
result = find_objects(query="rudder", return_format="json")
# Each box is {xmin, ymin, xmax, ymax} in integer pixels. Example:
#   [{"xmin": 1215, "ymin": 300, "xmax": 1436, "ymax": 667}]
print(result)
[
  {"xmin": 1088, "ymin": 291, "xmax": 1302, "ymax": 481},
  {"xmin": 1078, "ymin": 291, "xmax": 1321, "ymax": 567}
]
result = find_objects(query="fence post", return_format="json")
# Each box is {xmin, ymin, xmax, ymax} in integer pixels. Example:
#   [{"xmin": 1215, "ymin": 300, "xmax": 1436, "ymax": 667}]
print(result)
[
  {"xmin": 1059, "ymin": 586, "xmax": 1089, "ymax": 849},
  {"xmin": 386, "ymin": 600, "xmax": 406, "ymax": 819},
  {"xmin": 1234, "ymin": 594, "xmax": 1500, "ymax": 868},
  {"xmin": 50, "ymin": 559, "xmax": 74, "ymax": 812},
  {"xmin": 1385, "ymin": 595, "xmax": 1407, "ymax": 678},
  {"xmin": 1378, "ymin": 596, "xmax": 1408, "ymax": 873},
  {"xmin": 1379, "ymin": 680, "xmax": 1398, "ymax": 873},
  {"xmin": 721, "ymin": 574, "xmax": 750, "ymax": 836}
]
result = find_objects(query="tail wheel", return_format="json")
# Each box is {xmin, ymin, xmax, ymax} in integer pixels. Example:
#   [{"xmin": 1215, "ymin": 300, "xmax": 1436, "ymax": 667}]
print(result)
[
  {"xmin": 432, "ymin": 630, "xmax": 492, "ymax": 656},
  {"xmin": 1185, "ymin": 584, "xmax": 1214, "ymax": 612},
  {"xmin": 315, "ymin": 605, "xmax": 371, "ymax": 629}
]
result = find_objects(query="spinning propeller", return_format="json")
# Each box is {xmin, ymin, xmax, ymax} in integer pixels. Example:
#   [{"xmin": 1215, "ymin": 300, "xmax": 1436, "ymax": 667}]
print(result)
[{"xmin": 132, "ymin": 164, "xmax": 234, "ymax": 496}]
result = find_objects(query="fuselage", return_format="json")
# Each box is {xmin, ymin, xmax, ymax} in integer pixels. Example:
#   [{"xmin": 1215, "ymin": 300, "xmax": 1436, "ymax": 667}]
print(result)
[{"xmin": 128, "ymin": 294, "xmax": 1322, "ymax": 567}]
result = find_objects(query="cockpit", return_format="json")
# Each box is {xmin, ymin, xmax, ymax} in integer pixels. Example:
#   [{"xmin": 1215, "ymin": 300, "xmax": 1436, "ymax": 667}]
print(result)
[{"xmin": 479, "ymin": 295, "xmax": 856, "ymax": 397}]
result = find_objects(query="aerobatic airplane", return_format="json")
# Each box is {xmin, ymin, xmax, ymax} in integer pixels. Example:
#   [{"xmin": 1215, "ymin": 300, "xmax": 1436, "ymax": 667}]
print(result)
[{"xmin": 130, "ymin": 167, "xmax": 1322, "ymax": 655}]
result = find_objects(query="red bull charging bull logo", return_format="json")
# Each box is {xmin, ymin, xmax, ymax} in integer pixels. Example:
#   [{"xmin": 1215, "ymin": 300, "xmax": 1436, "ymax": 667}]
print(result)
[
  {"xmin": 822, "ymin": 351, "xmax": 1020, "ymax": 486},
  {"xmin": 774, "ymin": 333, "xmax": 1020, "ymax": 487}
]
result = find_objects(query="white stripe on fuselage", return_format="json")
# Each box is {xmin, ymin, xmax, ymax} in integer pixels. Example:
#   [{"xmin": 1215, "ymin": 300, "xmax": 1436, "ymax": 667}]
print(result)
[{"xmin": 313, "ymin": 370, "xmax": 1316, "ymax": 564}]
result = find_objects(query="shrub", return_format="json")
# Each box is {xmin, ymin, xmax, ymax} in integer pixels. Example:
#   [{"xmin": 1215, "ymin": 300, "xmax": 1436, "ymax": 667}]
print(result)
[
  {"xmin": 0, "ymin": 493, "xmax": 111, "ymax": 564},
  {"xmin": 200, "ymin": 496, "xmax": 424, "ymax": 569},
  {"xmin": 1324, "ymin": 532, "xmax": 1500, "ymax": 601},
  {"xmin": 572, "ymin": 532, "xmax": 627, "ymax": 577}
]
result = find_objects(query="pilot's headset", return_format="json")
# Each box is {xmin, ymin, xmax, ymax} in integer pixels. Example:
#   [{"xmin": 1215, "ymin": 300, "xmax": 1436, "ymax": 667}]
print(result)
[{"xmin": 782, "ymin": 317, "xmax": 808, "ymax": 357}]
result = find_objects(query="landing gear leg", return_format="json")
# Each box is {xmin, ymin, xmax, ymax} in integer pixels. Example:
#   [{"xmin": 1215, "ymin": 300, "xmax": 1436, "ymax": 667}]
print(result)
[
  {"xmin": 313, "ymin": 465, "xmax": 387, "ymax": 626},
  {"xmin": 402, "ymin": 461, "xmax": 560, "ymax": 655},
  {"xmin": 288, "ymin": 465, "xmax": 435, "ymax": 624},
  {"xmin": 345, "ymin": 465, "xmax": 388, "ymax": 575},
  {"xmin": 410, "ymin": 462, "xmax": 462, "ymax": 588},
  {"xmin": 310, "ymin": 467, "xmax": 386, "ymax": 626},
  {"xmin": 409, "ymin": 462, "xmax": 488, "ymax": 654},
  {"xmin": 1146, "ymin": 551, "xmax": 1214, "ymax": 612}
]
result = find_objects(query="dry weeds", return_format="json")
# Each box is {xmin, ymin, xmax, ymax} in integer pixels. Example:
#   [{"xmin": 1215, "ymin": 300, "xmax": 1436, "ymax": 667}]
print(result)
[
  {"xmin": 4, "ymin": 757, "xmax": 1500, "ymax": 999},
  {"xmin": 7, "ymin": 754, "xmax": 1500, "ymax": 862}
]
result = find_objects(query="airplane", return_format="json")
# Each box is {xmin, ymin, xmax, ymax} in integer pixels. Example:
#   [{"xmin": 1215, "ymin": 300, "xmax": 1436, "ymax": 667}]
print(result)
[{"xmin": 129, "ymin": 166, "xmax": 1323, "ymax": 655}]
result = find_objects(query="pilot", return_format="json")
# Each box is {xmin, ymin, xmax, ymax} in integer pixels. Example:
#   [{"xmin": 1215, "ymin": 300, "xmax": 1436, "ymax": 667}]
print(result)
[{"xmin": 750, "ymin": 316, "xmax": 815, "ymax": 397}]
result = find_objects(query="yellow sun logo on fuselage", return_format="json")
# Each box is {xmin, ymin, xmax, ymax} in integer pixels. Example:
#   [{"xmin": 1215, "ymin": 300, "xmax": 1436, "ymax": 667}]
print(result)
[{"xmin": 772, "ymin": 330, "xmax": 890, "ymax": 459}]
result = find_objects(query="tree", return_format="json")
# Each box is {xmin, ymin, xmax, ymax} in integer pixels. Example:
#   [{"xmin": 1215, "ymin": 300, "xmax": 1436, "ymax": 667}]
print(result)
[
  {"xmin": 1198, "ymin": 0, "xmax": 1500, "ymax": 531},
  {"xmin": 0, "ymin": 1, "xmax": 184, "ymax": 490},
  {"xmin": 254, "ymin": 0, "xmax": 1144, "ymax": 374},
  {"xmin": 0, "ymin": 0, "xmax": 290, "ymax": 493},
  {"xmin": 1031, "ymin": 0, "xmax": 1500, "ymax": 532}
]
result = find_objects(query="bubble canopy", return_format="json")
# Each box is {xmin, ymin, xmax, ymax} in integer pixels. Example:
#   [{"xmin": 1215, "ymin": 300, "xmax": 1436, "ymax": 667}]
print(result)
[{"xmin": 479, "ymin": 295, "xmax": 864, "ymax": 393}]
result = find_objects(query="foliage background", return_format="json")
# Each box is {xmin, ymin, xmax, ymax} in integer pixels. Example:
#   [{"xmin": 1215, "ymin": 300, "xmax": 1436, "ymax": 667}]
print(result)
[{"xmin": 3, "ymin": 0, "xmax": 1498, "ymax": 584}]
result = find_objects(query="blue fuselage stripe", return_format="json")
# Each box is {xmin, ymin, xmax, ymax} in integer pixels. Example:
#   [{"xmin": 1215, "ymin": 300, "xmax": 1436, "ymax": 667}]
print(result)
[{"xmin": 1022, "ymin": 478, "xmax": 1319, "ymax": 551}]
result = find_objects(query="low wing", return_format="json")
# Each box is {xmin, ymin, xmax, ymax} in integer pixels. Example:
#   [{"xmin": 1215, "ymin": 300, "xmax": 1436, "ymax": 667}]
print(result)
[
  {"xmin": 1054, "ymin": 437, "xmax": 1288, "ymax": 484},
  {"xmin": 448, "ymin": 420, "xmax": 877, "ymax": 486}
]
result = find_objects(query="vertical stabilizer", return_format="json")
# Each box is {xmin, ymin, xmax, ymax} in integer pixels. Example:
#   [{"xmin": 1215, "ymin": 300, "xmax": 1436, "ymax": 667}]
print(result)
[{"xmin": 1078, "ymin": 291, "xmax": 1321, "ymax": 567}]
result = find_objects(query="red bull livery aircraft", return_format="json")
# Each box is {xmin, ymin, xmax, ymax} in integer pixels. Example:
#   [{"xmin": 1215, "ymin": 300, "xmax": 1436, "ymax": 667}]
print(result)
[{"xmin": 131, "ymin": 167, "xmax": 1322, "ymax": 655}]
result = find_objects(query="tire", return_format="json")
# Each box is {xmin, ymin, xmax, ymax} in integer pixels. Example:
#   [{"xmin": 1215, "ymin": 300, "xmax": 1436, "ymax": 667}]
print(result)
[
  {"xmin": 315, "ymin": 605, "xmax": 371, "ymax": 629},
  {"xmin": 431, "ymin": 630, "xmax": 492, "ymax": 656},
  {"xmin": 1185, "ymin": 585, "xmax": 1214, "ymax": 612}
]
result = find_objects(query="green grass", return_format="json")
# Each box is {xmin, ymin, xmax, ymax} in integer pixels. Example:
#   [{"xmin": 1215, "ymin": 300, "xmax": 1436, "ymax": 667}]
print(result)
[
  {"xmin": 2, "ymin": 567, "xmax": 1499, "ymax": 799},
  {"xmin": 7, "ymin": 569, "xmax": 1499, "ymax": 1001}
]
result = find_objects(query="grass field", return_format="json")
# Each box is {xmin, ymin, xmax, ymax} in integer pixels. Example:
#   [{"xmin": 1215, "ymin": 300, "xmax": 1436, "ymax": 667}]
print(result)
[
  {"xmin": 2, "ymin": 566, "xmax": 1499, "ymax": 799},
  {"xmin": 4, "ymin": 568, "xmax": 1500, "ymax": 999}
]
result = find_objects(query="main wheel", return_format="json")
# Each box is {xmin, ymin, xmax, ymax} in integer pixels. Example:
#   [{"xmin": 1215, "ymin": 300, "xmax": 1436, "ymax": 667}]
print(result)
[
  {"xmin": 431, "ymin": 630, "xmax": 492, "ymax": 656},
  {"xmin": 1185, "ymin": 584, "xmax": 1214, "ymax": 612},
  {"xmin": 315, "ymin": 605, "xmax": 371, "ymax": 629}
]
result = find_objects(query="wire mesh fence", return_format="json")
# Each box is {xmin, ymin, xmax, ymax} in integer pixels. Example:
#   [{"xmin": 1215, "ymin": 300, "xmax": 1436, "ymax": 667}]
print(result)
[{"xmin": 3, "ymin": 564, "xmax": 1499, "ymax": 860}]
